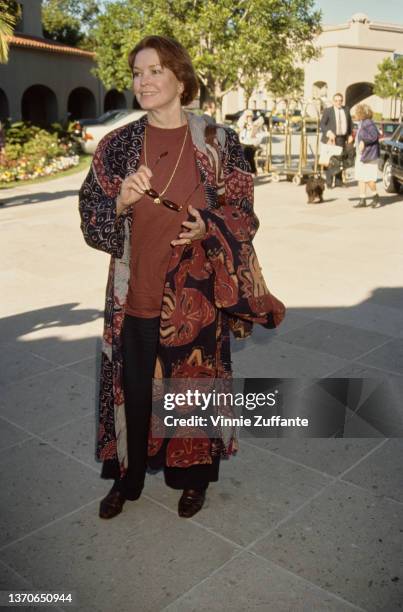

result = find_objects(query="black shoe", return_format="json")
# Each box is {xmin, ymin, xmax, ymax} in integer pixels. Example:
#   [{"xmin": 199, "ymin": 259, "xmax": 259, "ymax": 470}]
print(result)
[
  {"xmin": 370, "ymin": 193, "xmax": 381, "ymax": 208},
  {"xmin": 353, "ymin": 198, "xmax": 367, "ymax": 208},
  {"xmin": 99, "ymin": 487, "xmax": 126, "ymax": 519},
  {"xmin": 178, "ymin": 488, "xmax": 206, "ymax": 518}
]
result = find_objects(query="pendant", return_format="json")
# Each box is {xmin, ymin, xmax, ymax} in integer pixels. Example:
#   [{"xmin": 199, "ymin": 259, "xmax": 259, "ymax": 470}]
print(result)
[{"xmin": 153, "ymin": 197, "xmax": 161, "ymax": 205}]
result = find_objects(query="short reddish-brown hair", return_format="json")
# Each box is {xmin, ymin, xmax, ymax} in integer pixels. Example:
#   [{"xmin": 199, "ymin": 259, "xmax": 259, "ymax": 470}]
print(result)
[{"xmin": 128, "ymin": 36, "xmax": 199, "ymax": 106}]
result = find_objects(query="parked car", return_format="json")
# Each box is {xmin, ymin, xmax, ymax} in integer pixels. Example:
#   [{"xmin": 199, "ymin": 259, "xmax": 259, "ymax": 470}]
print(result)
[
  {"xmin": 224, "ymin": 108, "xmax": 266, "ymax": 124},
  {"xmin": 80, "ymin": 110, "xmax": 146, "ymax": 154},
  {"xmin": 224, "ymin": 108, "xmax": 284, "ymax": 130},
  {"xmin": 376, "ymin": 120, "xmax": 400, "ymax": 141},
  {"xmin": 72, "ymin": 109, "xmax": 130, "ymax": 137},
  {"xmin": 378, "ymin": 122, "xmax": 403, "ymax": 193}
]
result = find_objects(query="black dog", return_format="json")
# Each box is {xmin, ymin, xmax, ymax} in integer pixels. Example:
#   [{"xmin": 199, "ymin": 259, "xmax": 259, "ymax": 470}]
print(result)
[
  {"xmin": 327, "ymin": 144, "xmax": 356, "ymax": 185},
  {"xmin": 342, "ymin": 142, "xmax": 356, "ymax": 169},
  {"xmin": 306, "ymin": 175, "xmax": 325, "ymax": 204}
]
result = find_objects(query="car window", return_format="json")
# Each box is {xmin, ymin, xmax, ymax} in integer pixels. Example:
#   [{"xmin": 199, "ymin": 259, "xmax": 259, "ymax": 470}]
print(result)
[{"xmin": 390, "ymin": 125, "xmax": 402, "ymax": 140}]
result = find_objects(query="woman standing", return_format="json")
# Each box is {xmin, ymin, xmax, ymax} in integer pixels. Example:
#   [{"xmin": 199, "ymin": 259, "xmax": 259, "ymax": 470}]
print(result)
[
  {"xmin": 237, "ymin": 110, "xmax": 265, "ymax": 175},
  {"xmin": 79, "ymin": 36, "xmax": 285, "ymax": 520},
  {"xmin": 353, "ymin": 104, "xmax": 381, "ymax": 208}
]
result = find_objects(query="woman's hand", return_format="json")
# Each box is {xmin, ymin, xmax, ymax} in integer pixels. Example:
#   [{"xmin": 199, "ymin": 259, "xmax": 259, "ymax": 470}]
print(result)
[
  {"xmin": 116, "ymin": 164, "xmax": 153, "ymax": 216},
  {"xmin": 171, "ymin": 205, "xmax": 206, "ymax": 247},
  {"xmin": 358, "ymin": 141, "xmax": 365, "ymax": 153}
]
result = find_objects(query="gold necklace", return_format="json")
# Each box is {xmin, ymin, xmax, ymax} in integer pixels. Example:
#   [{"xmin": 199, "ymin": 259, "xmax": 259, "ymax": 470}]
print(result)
[{"xmin": 144, "ymin": 121, "xmax": 189, "ymax": 202}]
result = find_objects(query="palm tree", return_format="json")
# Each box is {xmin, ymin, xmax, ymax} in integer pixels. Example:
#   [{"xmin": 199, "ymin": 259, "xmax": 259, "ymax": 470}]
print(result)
[{"xmin": 0, "ymin": 2, "xmax": 17, "ymax": 63}]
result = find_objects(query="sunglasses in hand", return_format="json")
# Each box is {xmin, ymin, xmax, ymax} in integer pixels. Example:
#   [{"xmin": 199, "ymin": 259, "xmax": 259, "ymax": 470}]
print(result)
[
  {"xmin": 145, "ymin": 151, "xmax": 201, "ymax": 212},
  {"xmin": 144, "ymin": 188, "xmax": 182, "ymax": 211}
]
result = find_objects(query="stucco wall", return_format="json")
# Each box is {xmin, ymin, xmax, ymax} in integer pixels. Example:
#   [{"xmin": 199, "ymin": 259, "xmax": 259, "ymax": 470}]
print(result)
[
  {"xmin": 0, "ymin": 48, "xmax": 104, "ymax": 121},
  {"xmin": 320, "ymin": 20, "xmax": 403, "ymax": 51},
  {"xmin": 17, "ymin": 0, "xmax": 43, "ymax": 37}
]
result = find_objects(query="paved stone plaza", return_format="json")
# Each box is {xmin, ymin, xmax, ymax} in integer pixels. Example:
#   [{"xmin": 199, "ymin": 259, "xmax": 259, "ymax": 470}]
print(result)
[{"xmin": 0, "ymin": 169, "xmax": 402, "ymax": 611}]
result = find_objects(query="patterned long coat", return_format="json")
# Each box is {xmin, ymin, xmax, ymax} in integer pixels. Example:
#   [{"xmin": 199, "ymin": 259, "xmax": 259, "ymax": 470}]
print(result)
[{"xmin": 79, "ymin": 111, "xmax": 285, "ymax": 477}]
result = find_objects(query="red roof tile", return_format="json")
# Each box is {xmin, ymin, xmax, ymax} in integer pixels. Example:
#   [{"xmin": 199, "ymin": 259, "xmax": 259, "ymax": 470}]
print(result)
[{"xmin": 8, "ymin": 34, "xmax": 95, "ymax": 58}]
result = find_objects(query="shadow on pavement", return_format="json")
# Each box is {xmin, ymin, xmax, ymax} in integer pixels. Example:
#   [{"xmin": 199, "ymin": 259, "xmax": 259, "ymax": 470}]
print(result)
[
  {"xmin": 0, "ymin": 288, "xmax": 402, "ymax": 611},
  {"xmin": 0, "ymin": 190, "xmax": 79, "ymax": 208},
  {"xmin": 0, "ymin": 303, "xmax": 102, "ymax": 344}
]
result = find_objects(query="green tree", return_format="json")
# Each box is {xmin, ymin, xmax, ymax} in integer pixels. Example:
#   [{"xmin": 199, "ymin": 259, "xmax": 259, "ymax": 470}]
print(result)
[
  {"xmin": 93, "ymin": 0, "xmax": 321, "ymax": 116},
  {"xmin": 266, "ymin": 62, "xmax": 305, "ymax": 101},
  {"xmin": 42, "ymin": 0, "xmax": 100, "ymax": 49},
  {"xmin": 0, "ymin": 0, "xmax": 20, "ymax": 63},
  {"xmin": 373, "ymin": 56, "xmax": 403, "ymax": 120}
]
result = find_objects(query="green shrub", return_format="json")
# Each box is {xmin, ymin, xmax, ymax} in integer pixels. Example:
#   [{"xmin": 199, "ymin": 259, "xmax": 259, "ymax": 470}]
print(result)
[
  {"xmin": 0, "ymin": 123, "xmax": 80, "ymax": 183},
  {"xmin": 5, "ymin": 121, "xmax": 42, "ymax": 145}
]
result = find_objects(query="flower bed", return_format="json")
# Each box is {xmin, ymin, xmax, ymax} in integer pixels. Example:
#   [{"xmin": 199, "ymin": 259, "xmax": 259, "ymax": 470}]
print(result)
[
  {"xmin": 0, "ymin": 122, "xmax": 81, "ymax": 184},
  {"xmin": 0, "ymin": 153, "xmax": 80, "ymax": 183}
]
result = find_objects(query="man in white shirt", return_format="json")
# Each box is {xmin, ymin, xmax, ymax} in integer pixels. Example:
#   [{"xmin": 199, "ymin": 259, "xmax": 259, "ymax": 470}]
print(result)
[{"xmin": 320, "ymin": 93, "xmax": 353, "ymax": 188}]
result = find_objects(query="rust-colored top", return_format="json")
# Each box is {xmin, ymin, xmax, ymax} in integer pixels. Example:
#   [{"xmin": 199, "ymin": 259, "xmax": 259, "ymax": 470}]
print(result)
[{"xmin": 125, "ymin": 122, "xmax": 206, "ymax": 318}]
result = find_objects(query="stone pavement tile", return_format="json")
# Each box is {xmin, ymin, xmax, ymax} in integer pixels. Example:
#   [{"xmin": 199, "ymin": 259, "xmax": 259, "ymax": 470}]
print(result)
[
  {"xmin": 244, "ymin": 439, "xmax": 382, "ymax": 477},
  {"xmin": 0, "ymin": 560, "xmax": 33, "ymax": 590},
  {"xmin": 2, "ymin": 498, "xmax": 238, "ymax": 612},
  {"xmin": 326, "ymin": 364, "xmax": 403, "ymax": 429},
  {"xmin": 41, "ymin": 413, "xmax": 99, "ymax": 472},
  {"xmin": 0, "ymin": 438, "xmax": 104, "ymax": 547},
  {"xmin": 369, "ymin": 287, "xmax": 403, "ymax": 311},
  {"xmin": 317, "ymin": 300, "xmax": 403, "ymax": 338},
  {"xmin": 327, "ymin": 362, "xmax": 403, "ymax": 381},
  {"xmin": 0, "ymin": 342, "xmax": 55, "ymax": 386},
  {"xmin": 230, "ymin": 312, "xmax": 314, "ymax": 357},
  {"xmin": 341, "ymin": 440, "xmax": 403, "ymax": 504},
  {"xmin": 232, "ymin": 338, "xmax": 348, "ymax": 378},
  {"xmin": 0, "ymin": 560, "xmax": 49, "ymax": 612},
  {"xmin": 0, "ymin": 368, "xmax": 94, "ymax": 436},
  {"xmin": 279, "ymin": 320, "xmax": 390, "ymax": 361},
  {"xmin": 252, "ymin": 481, "xmax": 403, "ymax": 611},
  {"xmin": 0, "ymin": 418, "xmax": 32, "ymax": 453},
  {"xmin": 168, "ymin": 551, "xmax": 361, "ymax": 612},
  {"xmin": 145, "ymin": 443, "xmax": 331, "ymax": 547},
  {"xmin": 357, "ymin": 338, "xmax": 403, "ymax": 376},
  {"xmin": 13, "ymin": 333, "xmax": 100, "ymax": 368},
  {"xmin": 66, "ymin": 355, "xmax": 98, "ymax": 382}
]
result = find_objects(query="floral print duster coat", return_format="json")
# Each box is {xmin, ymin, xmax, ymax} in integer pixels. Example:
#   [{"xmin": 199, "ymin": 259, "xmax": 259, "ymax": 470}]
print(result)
[{"xmin": 79, "ymin": 111, "xmax": 285, "ymax": 477}]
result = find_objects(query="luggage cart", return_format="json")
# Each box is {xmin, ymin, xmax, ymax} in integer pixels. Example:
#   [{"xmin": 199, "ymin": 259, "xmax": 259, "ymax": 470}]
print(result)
[{"xmin": 258, "ymin": 100, "xmax": 321, "ymax": 184}]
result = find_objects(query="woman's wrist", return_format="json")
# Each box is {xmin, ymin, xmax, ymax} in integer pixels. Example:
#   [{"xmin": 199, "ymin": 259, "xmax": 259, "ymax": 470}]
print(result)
[{"xmin": 116, "ymin": 194, "xmax": 125, "ymax": 217}]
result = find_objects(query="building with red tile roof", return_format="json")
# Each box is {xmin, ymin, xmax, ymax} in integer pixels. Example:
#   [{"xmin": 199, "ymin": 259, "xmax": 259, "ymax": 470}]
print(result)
[{"xmin": 0, "ymin": 0, "xmax": 134, "ymax": 124}]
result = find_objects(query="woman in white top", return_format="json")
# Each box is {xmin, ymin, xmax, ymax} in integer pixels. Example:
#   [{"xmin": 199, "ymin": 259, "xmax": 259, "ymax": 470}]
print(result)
[{"xmin": 237, "ymin": 110, "xmax": 265, "ymax": 174}]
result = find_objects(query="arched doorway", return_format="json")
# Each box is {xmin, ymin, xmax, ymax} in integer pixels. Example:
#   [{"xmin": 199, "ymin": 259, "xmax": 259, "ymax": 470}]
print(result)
[
  {"xmin": 68, "ymin": 87, "xmax": 96, "ymax": 120},
  {"xmin": 345, "ymin": 82, "xmax": 373, "ymax": 108},
  {"xmin": 104, "ymin": 89, "xmax": 127, "ymax": 111},
  {"xmin": 312, "ymin": 81, "xmax": 328, "ymax": 101},
  {"xmin": 0, "ymin": 89, "xmax": 9, "ymax": 121},
  {"xmin": 21, "ymin": 85, "xmax": 58, "ymax": 125}
]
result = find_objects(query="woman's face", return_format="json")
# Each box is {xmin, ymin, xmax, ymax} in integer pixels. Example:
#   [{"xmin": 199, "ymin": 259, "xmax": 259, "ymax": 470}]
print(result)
[{"xmin": 132, "ymin": 47, "xmax": 184, "ymax": 112}]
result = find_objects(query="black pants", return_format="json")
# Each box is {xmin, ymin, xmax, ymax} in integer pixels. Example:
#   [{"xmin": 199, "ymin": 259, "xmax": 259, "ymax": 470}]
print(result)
[
  {"xmin": 325, "ymin": 135, "xmax": 347, "ymax": 185},
  {"xmin": 102, "ymin": 314, "xmax": 220, "ymax": 500}
]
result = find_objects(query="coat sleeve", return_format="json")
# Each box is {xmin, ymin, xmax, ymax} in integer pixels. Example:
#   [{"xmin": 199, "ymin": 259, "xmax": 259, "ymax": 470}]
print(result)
[
  {"xmin": 199, "ymin": 128, "xmax": 285, "ymax": 332},
  {"xmin": 78, "ymin": 134, "xmax": 127, "ymax": 258},
  {"xmin": 320, "ymin": 108, "xmax": 330, "ymax": 137},
  {"xmin": 358, "ymin": 121, "xmax": 379, "ymax": 145}
]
